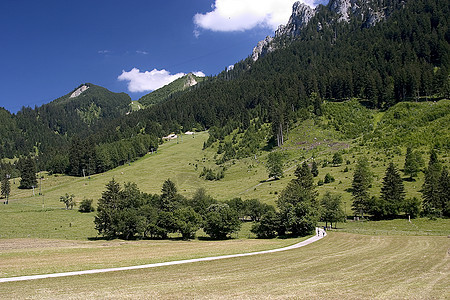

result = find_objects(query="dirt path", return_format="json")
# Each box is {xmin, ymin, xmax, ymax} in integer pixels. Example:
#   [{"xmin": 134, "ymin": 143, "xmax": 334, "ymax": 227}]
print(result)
[{"xmin": 0, "ymin": 228, "xmax": 327, "ymax": 283}]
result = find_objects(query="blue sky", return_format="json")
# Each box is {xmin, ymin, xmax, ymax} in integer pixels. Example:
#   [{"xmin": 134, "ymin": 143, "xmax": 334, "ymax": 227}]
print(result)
[{"xmin": 0, "ymin": 0, "xmax": 324, "ymax": 113}]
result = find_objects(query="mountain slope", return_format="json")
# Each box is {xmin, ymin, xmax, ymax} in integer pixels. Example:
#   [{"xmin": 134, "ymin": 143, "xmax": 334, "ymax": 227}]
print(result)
[
  {"xmin": 138, "ymin": 73, "xmax": 205, "ymax": 107},
  {"xmin": 0, "ymin": 84, "xmax": 131, "ymax": 161}
]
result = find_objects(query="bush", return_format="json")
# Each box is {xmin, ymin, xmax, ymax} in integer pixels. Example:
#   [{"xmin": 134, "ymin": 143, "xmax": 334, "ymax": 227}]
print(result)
[
  {"xmin": 324, "ymin": 173, "xmax": 335, "ymax": 184},
  {"xmin": 79, "ymin": 198, "xmax": 95, "ymax": 213}
]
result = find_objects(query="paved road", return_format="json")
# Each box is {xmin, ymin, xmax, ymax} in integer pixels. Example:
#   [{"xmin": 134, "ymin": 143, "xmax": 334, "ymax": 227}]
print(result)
[{"xmin": 0, "ymin": 228, "xmax": 327, "ymax": 283}]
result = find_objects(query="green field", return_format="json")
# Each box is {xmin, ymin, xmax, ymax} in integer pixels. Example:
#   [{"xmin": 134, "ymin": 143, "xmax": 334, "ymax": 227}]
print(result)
[
  {"xmin": 1, "ymin": 113, "xmax": 449, "ymax": 240},
  {"xmin": 1, "ymin": 231, "xmax": 448, "ymax": 299},
  {"xmin": 0, "ymin": 102, "xmax": 449, "ymax": 298}
]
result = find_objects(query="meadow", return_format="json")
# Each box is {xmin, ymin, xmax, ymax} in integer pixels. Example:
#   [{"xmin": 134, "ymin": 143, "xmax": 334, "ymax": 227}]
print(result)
[
  {"xmin": 0, "ymin": 230, "xmax": 447, "ymax": 299},
  {"xmin": 0, "ymin": 100, "xmax": 449, "ymax": 298}
]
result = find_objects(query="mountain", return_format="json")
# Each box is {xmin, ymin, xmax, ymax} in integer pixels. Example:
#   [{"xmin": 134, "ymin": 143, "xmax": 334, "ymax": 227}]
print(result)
[
  {"xmin": 49, "ymin": 83, "xmax": 131, "ymax": 126},
  {"xmin": 0, "ymin": 83, "xmax": 131, "ymax": 160},
  {"xmin": 252, "ymin": 0, "xmax": 403, "ymax": 61},
  {"xmin": 1, "ymin": 0, "xmax": 448, "ymax": 178},
  {"xmin": 138, "ymin": 73, "xmax": 205, "ymax": 107}
]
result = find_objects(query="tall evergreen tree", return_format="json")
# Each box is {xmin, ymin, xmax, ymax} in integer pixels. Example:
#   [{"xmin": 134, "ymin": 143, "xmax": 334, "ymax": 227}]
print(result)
[
  {"xmin": 437, "ymin": 168, "xmax": 450, "ymax": 217},
  {"xmin": 311, "ymin": 160, "xmax": 319, "ymax": 177},
  {"xmin": 277, "ymin": 161, "xmax": 319, "ymax": 236},
  {"xmin": 422, "ymin": 149, "xmax": 442, "ymax": 217},
  {"xmin": 94, "ymin": 178, "xmax": 121, "ymax": 238},
  {"xmin": 160, "ymin": 179, "xmax": 182, "ymax": 212},
  {"xmin": 380, "ymin": 162, "xmax": 405, "ymax": 217},
  {"xmin": 266, "ymin": 152, "xmax": 284, "ymax": 179},
  {"xmin": 351, "ymin": 157, "xmax": 373, "ymax": 217},
  {"xmin": 1, "ymin": 174, "xmax": 11, "ymax": 204},
  {"xmin": 18, "ymin": 156, "xmax": 37, "ymax": 189},
  {"xmin": 404, "ymin": 147, "xmax": 423, "ymax": 179}
]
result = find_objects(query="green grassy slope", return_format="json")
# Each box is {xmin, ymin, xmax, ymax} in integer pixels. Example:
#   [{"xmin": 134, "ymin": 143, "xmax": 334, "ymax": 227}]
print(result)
[
  {"xmin": 138, "ymin": 73, "xmax": 205, "ymax": 107},
  {"xmin": 0, "ymin": 100, "xmax": 449, "ymax": 240}
]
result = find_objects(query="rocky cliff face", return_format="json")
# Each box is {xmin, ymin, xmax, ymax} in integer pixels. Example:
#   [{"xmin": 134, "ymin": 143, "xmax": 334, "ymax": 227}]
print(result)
[
  {"xmin": 252, "ymin": 0, "xmax": 395, "ymax": 61},
  {"xmin": 184, "ymin": 73, "xmax": 198, "ymax": 88},
  {"xmin": 70, "ymin": 84, "xmax": 89, "ymax": 98}
]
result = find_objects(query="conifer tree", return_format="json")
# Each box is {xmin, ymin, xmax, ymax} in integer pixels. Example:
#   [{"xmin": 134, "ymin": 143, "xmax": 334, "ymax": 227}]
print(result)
[
  {"xmin": 160, "ymin": 179, "xmax": 182, "ymax": 212},
  {"xmin": 422, "ymin": 149, "xmax": 442, "ymax": 217},
  {"xmin": 437, "ymin": 168, "xmax": 450, "ymax": 217},
  {"xmin": 277, "ymin": 162, "xmax": 319, "ymax": 236},
  {"xmin": 311, "ymin": 160, "xmax": 319, "ymax": 177},
  {"xmin": 19, "ymin": 156, "xmax": 37, "ymax": 189},
  {"xmin": 267, "ymin": 152, "xmax": 284, "ymax": 179},
  {"xmin": 1, "ymin": 174, "xmax": 11, "ymax": 204},
  {"xmin": 94, "ymin": 178, "xmax": 121, "ymax": 238},
  {"xmin": 380, "ymin": 162, "xmax": 405, "ymax": 217},
  {"xmin": 404, "ymin": 147, "xmax": 423, "ymax": 180},
  {"xmin": 351, "ymin": 157, "xmax": 373, "ymax": 218}
]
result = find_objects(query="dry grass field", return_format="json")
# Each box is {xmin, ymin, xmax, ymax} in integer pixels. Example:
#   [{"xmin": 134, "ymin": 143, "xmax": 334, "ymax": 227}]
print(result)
[{"xmin": 0, "ymin": 232, "xmax": 448, "ymax": 299}]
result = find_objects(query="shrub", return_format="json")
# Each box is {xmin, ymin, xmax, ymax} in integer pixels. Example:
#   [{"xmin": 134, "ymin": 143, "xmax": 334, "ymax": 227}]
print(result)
[
  {"xmin": 79, "ymin": 198, "xmax": 95, "ymax": 213},
  {"xmin": 324, "ymin": 173, "xmax": 335, "ymax": 184}
]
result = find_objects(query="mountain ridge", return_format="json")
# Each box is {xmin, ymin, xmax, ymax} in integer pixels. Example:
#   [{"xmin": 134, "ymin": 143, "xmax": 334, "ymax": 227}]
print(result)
[
  {"xmin": 252, "ymin": 0, "xmax": 404, "ymax": 61},
  {"xmin": 138, "ymin": 73, "xmax": 205, "ymax": 107}
]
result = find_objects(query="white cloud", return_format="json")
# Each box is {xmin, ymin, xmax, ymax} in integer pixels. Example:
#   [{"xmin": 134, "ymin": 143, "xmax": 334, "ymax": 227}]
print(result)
[
  {"xmin": 118, "ymin": 68, "xmax": 206, "ymax": 93},
  {"xmin": 192, "ymin": 71, "xmax": 206, "ymax": 77},
  {"xmin": 98, "ymin": 50, "xmax": 111, "ymax": 54},
  {"xmin": 136, "ymin": 50, "xmax": 149, "ymax": 55},
  {"xmin": 193, "ymin": 0, "xmax": 319, "ymax": 32}
]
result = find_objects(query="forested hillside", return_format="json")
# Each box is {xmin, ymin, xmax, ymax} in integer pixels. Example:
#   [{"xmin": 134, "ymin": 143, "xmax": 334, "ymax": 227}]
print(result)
[
  {"xmin": 0, "ymin": 0, "xmax": 448, "ymax": 178},
  {"xmin": 138, "ymin": 73, "xmax": 205, "ymax": 107},
  {"xmin": 115, "ymin": 0, "xmax": 448, "ymax": 147}
]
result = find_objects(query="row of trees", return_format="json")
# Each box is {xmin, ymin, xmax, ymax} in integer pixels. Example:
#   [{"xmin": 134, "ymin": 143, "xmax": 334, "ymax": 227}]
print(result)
[
  {"xmin": 351, "ymin": 150, "xmax": 449, "ymax": 219},
  {"xmin": 95, "ymin": 179, "xmax": 247, "ymax": 240},
  {"xmin": 94, "ymin": 163, "xmax": 345, "ymax": 240},
  {"xmin": 46, "ymin": 134, "xmax": 158, "ymax": 176}
]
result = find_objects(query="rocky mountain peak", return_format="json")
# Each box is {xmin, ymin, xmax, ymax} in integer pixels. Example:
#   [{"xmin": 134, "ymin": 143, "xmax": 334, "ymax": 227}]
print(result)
[
  {"xmin": 275, "ymin": 2, "xmax": 315, "ymax": 38},
  {"xmin": 184, "ymin": 73, "xmax": 198, "ymax": 88},
  {"xmin": 252, "ymin": 0, "xmax": 393, "ymax": 61},
  {"xmin": 70, "ymin": 84, "xmax": 89, "ymax": 98}
]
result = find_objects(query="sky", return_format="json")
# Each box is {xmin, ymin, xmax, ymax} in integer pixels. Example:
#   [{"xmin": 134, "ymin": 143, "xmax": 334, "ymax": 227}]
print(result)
[{"xmin": 0, "ymin": 0, "xmax": 326, "ymax": 113}]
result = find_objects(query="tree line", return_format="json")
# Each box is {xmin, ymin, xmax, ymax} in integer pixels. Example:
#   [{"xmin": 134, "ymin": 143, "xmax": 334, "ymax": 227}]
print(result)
[{"xmin": 351, "ymin": 149, "xmax": 449, "ymax": 219}]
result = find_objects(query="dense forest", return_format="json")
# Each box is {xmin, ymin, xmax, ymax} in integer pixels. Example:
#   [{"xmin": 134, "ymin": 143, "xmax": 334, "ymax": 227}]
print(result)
[{"xmin": 0, "ymin": 0, "xmax": 448, "ymax": 178}]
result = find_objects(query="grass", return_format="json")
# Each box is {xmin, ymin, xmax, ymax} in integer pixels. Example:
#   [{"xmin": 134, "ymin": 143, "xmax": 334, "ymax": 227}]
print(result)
[
  {"xmin": 0, "ymin": 236, "xmax": 305, "ymax": 278},
  {"xmin": 1, "ymin": 115, "xmax": 449, "ymax": 240},
  {"xmin": 324, "ymin": 217, "xmax": 450, "ymax": 236},
  {"xmin": 0, "ymin": 99, "xmax": 449, "ymax": 298},
  {"xmin": 1, "ymin": 232, "xmax": 448, "ymax": 299}
]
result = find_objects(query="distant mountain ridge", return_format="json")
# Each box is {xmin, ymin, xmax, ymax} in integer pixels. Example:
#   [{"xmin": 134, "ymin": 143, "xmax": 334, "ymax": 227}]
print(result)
[
  {"xmin": 252, "ymin": 0, "xmax": 403, "ymax": 61},
  {"xmin": 138, "ymin": 73, "xmax": 205, "ymax": 107},
  {"xmin": 0, "ymin": 83, "xmax": 131, "ymax": 159}
]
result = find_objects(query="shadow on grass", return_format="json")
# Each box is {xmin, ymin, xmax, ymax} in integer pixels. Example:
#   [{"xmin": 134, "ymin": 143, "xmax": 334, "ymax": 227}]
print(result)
[{"xmin": 260, "ymin": 177, "xmax": 279, "ymax": 183}]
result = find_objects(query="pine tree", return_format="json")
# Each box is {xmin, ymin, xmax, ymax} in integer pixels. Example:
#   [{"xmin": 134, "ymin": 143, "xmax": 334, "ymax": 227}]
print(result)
[
  {"xmin": 277, "ymin": 161, "xmax": 319, "ymax": 236},
  {"xmin": 267, "ymin": 152, "xmax": 284, "ymax": 179},
  {"xmin": 422, "ymin": 149, "xmax": 442, "ymax": 217},
  {"xmin": 380, "ymin": 162, "xmax": 405, "ymax": 217},
  {"xmin": 160, "ymin": 179, "xmax": 182, "ymax": 212},
  {"xmin": 351, "ymin": 157, "xmax": 373, "ymax": 217},
  {"xmin": 94, "ymin": 178, "xmax": 121, "ymax": 238},
  {"xmin": 1, "ymin": 174, "xmax": 11, "ymax": 204},
  {"xmin": 19, "ymin": 156, "xmax": 37, "ymax": 189},
  {"xmin": 311, "ymin": 160, "xmax": 319, "ymax": 177},
  {"xmin": 437, "ymin": 168, "xmax": 450, "ymax": 217},
  {"xmin": 404, "ymin": 147, "xmax": 423, "ymax": 179}
]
